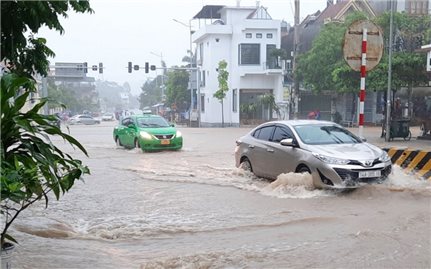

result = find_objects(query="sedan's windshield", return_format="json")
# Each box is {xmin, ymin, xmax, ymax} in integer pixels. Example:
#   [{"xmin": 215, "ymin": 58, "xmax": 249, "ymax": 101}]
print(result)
[
  {"xmin": 136, "ymin": 117, "xmax": 170, "ymax": 128},
  {"xmin": 294, "ymin": 125, "xmax": 362, "ymax": 145}
]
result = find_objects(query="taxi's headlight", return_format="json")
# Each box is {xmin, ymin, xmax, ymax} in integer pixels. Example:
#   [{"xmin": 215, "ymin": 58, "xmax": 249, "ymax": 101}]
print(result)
[
  {"xmin": 379, "ymin": 151, "xmax": 391, "ymax": 162},
  {"xmin": 176, "ymin": 130, "xmax": 182, "ymax": 138},
  {"xmin": 140, "ymin": 131, "xmax": 153, "ymax": 140},
  {"xmin": 312, "ymin": 153, "xmax": 350, "ymax": 165}
]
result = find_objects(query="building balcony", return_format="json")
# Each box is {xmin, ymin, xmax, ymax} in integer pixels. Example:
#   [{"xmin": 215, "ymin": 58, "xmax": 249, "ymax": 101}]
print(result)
[
  {"xmin": 239, "ymin": 61, "xmax": 284, "ymax": 76},
  {"xmin": 192, "ymin": 24, "xmax": 232, "ymax": 43}
]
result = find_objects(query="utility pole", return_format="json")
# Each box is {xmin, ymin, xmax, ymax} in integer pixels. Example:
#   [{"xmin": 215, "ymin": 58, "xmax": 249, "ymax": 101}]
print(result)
[
  {"xmin": 293, "ymin": 0, "xmax": 300, "ymax": 119},
  {"xmin": 385, "ymin": 0, "xmax": 394, "ymax": 141}
]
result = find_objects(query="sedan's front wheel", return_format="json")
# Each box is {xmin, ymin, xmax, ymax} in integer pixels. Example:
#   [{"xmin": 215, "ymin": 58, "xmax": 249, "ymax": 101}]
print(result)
[
  {"xmin": 297, "ymin": 166, "xmax": 311, "ymax": 174},
  {"xmin": 240, "ymin": 158, "xmax": 253, "ymax": 172}
]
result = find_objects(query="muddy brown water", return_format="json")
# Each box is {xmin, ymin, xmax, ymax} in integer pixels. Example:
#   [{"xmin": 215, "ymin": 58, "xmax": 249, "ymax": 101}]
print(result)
[{"xmin": 11, "ymin": 123, "xmax": 431, "ymax": 269}]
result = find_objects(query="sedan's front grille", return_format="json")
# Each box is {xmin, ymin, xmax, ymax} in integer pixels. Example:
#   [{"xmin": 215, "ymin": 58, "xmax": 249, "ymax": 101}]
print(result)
[
  {"xmin": 154, "ymin": 134, "xmax": 174, "ymax": 139},
  {"xmin": 334, "ymin": 166, "xmax": 391, "ymax": 183},
  {"xmin": 348, "ymin": 158, "xmax": 381, "ymax": 167}
]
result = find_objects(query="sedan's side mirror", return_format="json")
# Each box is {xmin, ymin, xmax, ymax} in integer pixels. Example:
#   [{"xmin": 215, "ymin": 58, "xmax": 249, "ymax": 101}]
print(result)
[
  {"xmin": 127, "ymin": 123, "xmax": 135, "ymax": 128},
  {"xmin": 280, "ymin": 138, "xmax": 296, "ymax": 147},
  {"xmin": 359, "ymin": 136, "xmax": 367, "ymax": 142},
  {"xmin": 170, "ymin": 123, "xmax": 175, "ymax": 127}
]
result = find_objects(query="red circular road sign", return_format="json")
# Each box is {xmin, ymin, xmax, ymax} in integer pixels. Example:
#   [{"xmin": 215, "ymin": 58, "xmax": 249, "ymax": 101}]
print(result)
[{"xmin": 343, "ymin": 20, "xmax": 384, "ymax": 71}]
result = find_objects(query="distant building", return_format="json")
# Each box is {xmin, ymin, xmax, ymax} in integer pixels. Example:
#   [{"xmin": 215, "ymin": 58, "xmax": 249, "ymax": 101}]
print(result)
[
  {"xmin": 52, "ymin": 62, "xmax": 98, "ymax": 113},
  {"xmin": 192, "ymin": 3, "xmax": 285, "ymax": 127}
]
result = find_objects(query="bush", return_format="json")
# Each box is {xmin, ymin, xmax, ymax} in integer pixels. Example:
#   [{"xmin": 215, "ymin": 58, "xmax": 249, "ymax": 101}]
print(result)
[{"xmin": 1, "ymin": 74, "xmax": 90, "ymax": 246}]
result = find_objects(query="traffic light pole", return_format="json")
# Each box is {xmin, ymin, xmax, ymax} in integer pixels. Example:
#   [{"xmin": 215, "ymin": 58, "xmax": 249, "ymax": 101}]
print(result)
[{"xmin": 130, "ymin": 65, "xmax": 201, "ymax": 127}]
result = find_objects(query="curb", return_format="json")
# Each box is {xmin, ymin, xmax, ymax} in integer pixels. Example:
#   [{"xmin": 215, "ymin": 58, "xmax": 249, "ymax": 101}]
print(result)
[{"xmin": 383, "ymin": 148, "xmax": 431, "ymax": 180}]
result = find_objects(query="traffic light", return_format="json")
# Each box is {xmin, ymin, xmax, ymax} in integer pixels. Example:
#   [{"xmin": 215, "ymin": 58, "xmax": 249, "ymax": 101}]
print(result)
[
  {"xmin": 99, "ymin": 62, "xmax": 103, "ymax": 74},
  {"xmin": 128, "ymin": 62, "xmax": 132, "ymax": 73},
  {"xmin": 150, "ymin": 65, "xmax": 156, "ymax": 71},
  {"xmin": 92, "ymin": 65, "xmax": 97, "ymax": 71},
  {"xmin": 145, "ymin": 62, "xmax": 149, "ymax": 73},
  {"xmin": 83, "ymin": 62, "xmax": 88, "ymax": 73}
]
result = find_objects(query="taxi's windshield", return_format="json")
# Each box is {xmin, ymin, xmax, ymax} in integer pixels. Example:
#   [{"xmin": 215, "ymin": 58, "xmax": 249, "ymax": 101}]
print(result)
[{"xmin": 136, "ymin": 117, "xmax": 170, "ymax": 128}]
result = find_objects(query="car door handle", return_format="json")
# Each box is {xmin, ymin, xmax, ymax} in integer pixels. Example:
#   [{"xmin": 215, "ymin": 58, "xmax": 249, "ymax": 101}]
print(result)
[
  {"xmin": 266, "ymin": 148, "xmax": 274, "ymax": 153},
  {"xmin": 248, "ymin": 145, "xmax": 255, "ymax": 149}
]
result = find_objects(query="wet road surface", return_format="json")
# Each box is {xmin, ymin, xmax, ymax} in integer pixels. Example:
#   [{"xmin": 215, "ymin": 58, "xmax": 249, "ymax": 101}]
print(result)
[{"xmin": 12, "ymin": 122, "xmax": 431, "ymax": 269}]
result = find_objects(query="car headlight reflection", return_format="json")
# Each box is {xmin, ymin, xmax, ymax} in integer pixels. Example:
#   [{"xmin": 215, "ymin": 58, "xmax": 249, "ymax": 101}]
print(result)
[
  {"xmin": 176, "ymin": 130, "xmax": 182, "ymax": 138},
  {"xmin": 312, "ymin": 153, "xmax": 350, "ymax": 165},
  {"xmin": 379, "ymin": 151, "xmax": 391, "ymax": 162},
  {"xmin": 140, "ymin": 131, "xmax": 153, "ymax": 140}
]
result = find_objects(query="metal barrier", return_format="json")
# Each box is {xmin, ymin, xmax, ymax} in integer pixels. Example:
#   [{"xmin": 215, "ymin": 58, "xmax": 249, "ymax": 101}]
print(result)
[{"xmin": 383, "ymin": 148, "xmax": 431, "ymax": 180}]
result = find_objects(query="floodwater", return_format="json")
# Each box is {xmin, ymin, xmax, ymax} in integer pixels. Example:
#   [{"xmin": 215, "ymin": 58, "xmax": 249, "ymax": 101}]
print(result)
[{"xmin": 11, "ymin": 122, "xmax": 431, "ymax": 269}]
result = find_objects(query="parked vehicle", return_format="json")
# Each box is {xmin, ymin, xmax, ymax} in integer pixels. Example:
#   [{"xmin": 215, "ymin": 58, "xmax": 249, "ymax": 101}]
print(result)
[
  {"xmin": 235, "ymin": 120, "xmax": 392, "ymax": 188},
  {"xmin": 67, "ymin": 114, "xmax": 101, "ymax": 125},
  {"xmin": 102, "ymin": 112, "xmax": 115, "ymax": 121},
  {"xmin": 113, "ymin": 114, "xmax": 182, "ymax": 151}
]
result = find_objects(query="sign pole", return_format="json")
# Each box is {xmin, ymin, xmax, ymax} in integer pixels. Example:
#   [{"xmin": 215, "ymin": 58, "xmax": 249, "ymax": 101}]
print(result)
[{"xmin": 358, "ymin": 28, "xmax": 367, "ymax": 138}]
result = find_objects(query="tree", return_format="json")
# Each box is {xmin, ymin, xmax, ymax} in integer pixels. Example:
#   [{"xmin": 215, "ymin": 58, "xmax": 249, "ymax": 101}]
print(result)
[
  {"xmin": 139, "ymin": 76, "xmax": 164, "ymax": 109},
  {"xmin": 165, "ymin": 68, "xmax": 190, "ymax": 112},
  {"xmin": 0, "ymin": 0, "xmax": 93, "ymax": 252},
  {"xmin": 296, "ymin": 12, "xmax": 368, "ymax": 93},
  {"xmin": 1, "ymin": 1, "xmax": 93, "ymax": 77},
  {"xmin": 1, "ymin": 74, "xmax": 90, "ymax": 246},
  {"xmin": 214, "ymin": 60, "xmax": 229, "ymax": 127}
]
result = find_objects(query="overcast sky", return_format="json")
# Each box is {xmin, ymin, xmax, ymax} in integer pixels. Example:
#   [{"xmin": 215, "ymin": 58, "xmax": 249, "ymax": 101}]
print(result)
[{"xmin": 39, "ymin": 0, "xmax": 327, "ymax": 95}]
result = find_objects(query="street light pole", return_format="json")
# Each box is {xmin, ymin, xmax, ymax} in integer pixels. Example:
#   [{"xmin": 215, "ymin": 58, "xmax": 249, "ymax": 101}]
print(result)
[
  {"xmin": 173, "ymin": 18, "xmax": 197, "ymax": 127},
  {"xmin": 150, "ymin": 51, "xmax": 165, "ymax": 102}
]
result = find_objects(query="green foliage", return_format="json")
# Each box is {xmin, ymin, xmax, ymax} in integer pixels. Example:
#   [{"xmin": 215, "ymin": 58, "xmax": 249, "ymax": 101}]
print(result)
[
  {"xmin": 259, "ymin": 93, "xmax": 280, "ymax": 116},
  {"xmin": 165, "ymin": 68, "xmax": 190, "ymax": 111},
  {"xmin": 297, "ymin": 12, "xmax": 367, "ymax": 92},
  {"xmin": 297, "ymin": 11, "xmax": 430, "ymax": 94},
  {"xmin": 1, "ymin": 74, "xmax": 90, "ymax": 245},
  {"xmin": 139, "ymin": 76, "xmax": 164, "ymax": 109},
  {"xmin": 1, "ymin": 1, "xmax": 93, "ymax": 77},
  {"xmin": 214, "ymin": 60, "xmax": 229, "ymax": 101}
]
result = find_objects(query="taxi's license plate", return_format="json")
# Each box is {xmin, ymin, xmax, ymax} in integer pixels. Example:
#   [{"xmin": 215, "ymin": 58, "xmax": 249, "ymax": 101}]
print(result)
[
  {"xmin": 161, "ymin": 139, "xmax": 170, "ymax": 145},
  {"xmin": 359, "ymin": 170, "xmax": 381, "ymax": 178}
]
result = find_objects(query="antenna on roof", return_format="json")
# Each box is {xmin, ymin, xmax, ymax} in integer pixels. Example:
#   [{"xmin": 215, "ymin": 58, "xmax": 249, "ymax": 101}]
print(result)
[{"xmin": 256, "ymin": 1, "xmax": 260, "ymax": 7}]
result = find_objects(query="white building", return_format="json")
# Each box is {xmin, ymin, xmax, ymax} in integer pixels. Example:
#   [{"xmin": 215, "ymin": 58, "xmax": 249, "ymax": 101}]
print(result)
[{"xmin": 192, "ymin": 4, "xmax": 285, "ymax": 127}]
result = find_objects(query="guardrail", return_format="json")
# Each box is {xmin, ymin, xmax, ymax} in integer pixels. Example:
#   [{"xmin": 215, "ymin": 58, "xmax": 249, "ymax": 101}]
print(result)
[{"xmin": 383, "ymin": 148, "xmax": 431, "ymax": 180}]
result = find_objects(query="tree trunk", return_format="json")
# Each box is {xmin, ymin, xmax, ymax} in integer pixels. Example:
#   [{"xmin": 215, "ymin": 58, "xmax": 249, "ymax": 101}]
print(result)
[{"xmin": 221, "ymin": 100, "xmax": 224, "ymax": 128}]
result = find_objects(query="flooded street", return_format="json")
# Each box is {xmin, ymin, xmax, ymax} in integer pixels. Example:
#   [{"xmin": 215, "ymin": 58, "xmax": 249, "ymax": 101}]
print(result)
[{"xmin": 12, "ymin": 122, "xmax": 431, "ymax": 269}]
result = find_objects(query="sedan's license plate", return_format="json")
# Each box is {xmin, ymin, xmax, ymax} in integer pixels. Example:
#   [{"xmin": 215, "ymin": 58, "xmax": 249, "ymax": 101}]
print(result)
[
  {"xmin": 359, "ymin": 170, "xmax": 381, "ymax": 178},
  {"xmin": 161, "ymin": 139, "xmax": 170, "ymax": 145}
]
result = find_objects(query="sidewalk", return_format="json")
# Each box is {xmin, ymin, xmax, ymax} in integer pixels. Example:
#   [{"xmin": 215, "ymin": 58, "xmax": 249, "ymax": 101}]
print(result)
[{"xmin": 347, "ymin": 126, "xmax": 431, "ymax": 151}]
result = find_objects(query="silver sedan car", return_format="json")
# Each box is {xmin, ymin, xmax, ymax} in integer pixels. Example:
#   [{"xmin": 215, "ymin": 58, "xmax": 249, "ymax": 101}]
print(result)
[
  {"xmin": 235, "ymin": 120, "xmax": 392, "ymax": 188},
  {"xmin": 67, "ymin": 114, "xmax": 101, "ymax": 125}
]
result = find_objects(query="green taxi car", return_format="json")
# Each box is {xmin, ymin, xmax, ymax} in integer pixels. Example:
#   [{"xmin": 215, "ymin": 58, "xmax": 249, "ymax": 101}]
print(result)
[{"xmin": 113, "ymin": 114, "xmax": 182, "ymax": 151}]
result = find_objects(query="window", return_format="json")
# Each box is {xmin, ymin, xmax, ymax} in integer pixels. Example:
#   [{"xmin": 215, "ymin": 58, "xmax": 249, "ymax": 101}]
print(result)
[
  {"xmin": 271, "ymin": 126, "xmax": 294, "ymax": 143},
  {"xmin": 201, "ymin": 70, "xmax": 205, "ymax": 87},
  {"xmin": 232, "ymin": 89, "xmax": 237, "ymax": 112},
  {"xmin": 200, "ymin": 94, "xmax": 205, "ymax": 112},
  {"xmin": 256, "ymin": 33, "xmax": 262, "ymax": 38},
  {"xmin": 199, "ymin": 43, "xmax": 204, "ymax": 63},
  {"xmin": 267, "ymin": 33, "xmax": 273, "ymax": 38},
  {"xmin": 246, "ymin": 33, "xmax": 252, "ymax": 38},
  {"xmin": 266, "ymin": 44, "xmax": 277, "ymax": 69},
  {"xmin": 239, "ymin": 44, "xmax": 260, "ymax": 65},
  {"xmin": 256, "ymin": 126, "xmax": 274, "ymax": 141}
]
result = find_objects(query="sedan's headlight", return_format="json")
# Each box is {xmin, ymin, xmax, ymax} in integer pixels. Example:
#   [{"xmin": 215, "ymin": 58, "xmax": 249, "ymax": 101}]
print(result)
[
  {"xmin": 312, "ymin": 153, "xmax": 350, "ymax": 165},
  {"xmin": 379, "ymin": 151, "xmax": 391, "ymax": 162},
  {"xmin": 140, "ymin": 131, "xmax": 153, "ymax": 140},
  {"xmin": 176, "ymin": 130, "xmax": 182, "ymax": 138}
]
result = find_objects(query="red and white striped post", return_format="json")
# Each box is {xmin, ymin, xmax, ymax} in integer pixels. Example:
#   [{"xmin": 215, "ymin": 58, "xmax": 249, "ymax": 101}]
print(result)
[{"xmin": 358, "ymin": 28, "xmax": 367, "ymax": 138}]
